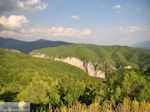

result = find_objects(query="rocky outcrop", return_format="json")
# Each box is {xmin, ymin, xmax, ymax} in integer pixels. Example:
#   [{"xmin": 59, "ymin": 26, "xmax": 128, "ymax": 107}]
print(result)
[
  {"xmin": 6, "ymin": 49, "xmax": 21, "ymax": 53},
  {"xmin": 55, "ymin": 57, "xmax": 84, "ymax": 70},
  {"xmin": 31, "ymin": 53, "xmax": 105, "ymax": 78},
  {"xmin": 30, "ymin": 52, "xmax": 132, "ymax": 78},
  {"xmin": 54, "ymin": 57, "xmax": 105, "ymax": 78},
  {"xmin": 30, "ymin": 53, "xmax": 49, "ymax": 59}
]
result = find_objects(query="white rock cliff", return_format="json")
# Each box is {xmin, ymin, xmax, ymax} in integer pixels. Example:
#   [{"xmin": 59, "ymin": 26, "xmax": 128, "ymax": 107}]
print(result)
[
  {"xmin": 54, "ymin": 57, "xmax": 105, "ymax": 78},
  {"xmin": 31, "ymin": 53, "xmax": 105, "ymax": 78}
]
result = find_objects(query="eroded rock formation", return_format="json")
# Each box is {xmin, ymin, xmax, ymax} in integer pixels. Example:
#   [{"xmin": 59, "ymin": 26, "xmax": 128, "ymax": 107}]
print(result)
[
  {"xmin": 54, "ymin": 57, "xmax": 105, "ymax": 78},
  {"xmin": 30, "ymin": 52, "xmax": 49, "ymax": 59},
  {"xmin": 31, "ymin": 53, "xmax": 133, "ymax": 79}
]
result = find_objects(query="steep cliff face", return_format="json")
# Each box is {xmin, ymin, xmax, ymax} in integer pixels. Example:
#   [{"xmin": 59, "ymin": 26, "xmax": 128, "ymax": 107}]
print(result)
[
  {"xmin": 31, "ymin": 53, "xmax": 105, "ymax": 78},
  {"xmin": 31, "ymin": 52, "xmax": 133, "ymax": 78},
  {"xmin": 54, "ymin": 57, "xmax": 105, "ymax": 78}
]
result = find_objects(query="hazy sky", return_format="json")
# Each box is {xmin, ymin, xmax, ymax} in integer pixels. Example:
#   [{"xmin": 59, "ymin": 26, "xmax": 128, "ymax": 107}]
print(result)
[{"xmin": 0, "ymin": 0, "xmax": 150, "ymax": 45}]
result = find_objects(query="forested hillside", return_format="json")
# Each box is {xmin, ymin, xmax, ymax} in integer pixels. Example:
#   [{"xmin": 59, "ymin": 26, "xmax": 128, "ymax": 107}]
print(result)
[
  {"xmin": 0, "ymin": 48, "xmax": 150, "ymax": 111},
  {"xmin": 30, "ymin": 44, "xmax": 150, "ymax": 78},
  {"xmin": 0, "ymin": 37, "xmax": 70, "ymax": 53}
]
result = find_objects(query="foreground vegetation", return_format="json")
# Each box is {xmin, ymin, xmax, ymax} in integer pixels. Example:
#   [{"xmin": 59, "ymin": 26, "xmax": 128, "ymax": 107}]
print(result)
[
  {"xmin": 48, "ymin": 100, "xmax": 150, "ymax": 112},
  {"xmin": 0, "ymin": 48, "xmax": 150, "ymax": 111}
]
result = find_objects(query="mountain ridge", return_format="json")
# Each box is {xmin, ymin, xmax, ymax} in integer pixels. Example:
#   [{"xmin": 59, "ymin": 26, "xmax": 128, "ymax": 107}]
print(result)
[
  {"xmin": 0, "ymin": 37, "xmax": 71, "ymax": 53},
  {"xmin": 31, "ymin": 44, "xmax": 150, "ymax": 78},
  {"xmin": 133, "ymin": 41, "xmax": 150, "ymax": 49}
]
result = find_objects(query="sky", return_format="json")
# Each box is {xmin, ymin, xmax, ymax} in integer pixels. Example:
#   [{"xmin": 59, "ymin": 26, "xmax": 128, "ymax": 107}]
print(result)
[{"xmin": 0, "ymin": 0, "xmax": 150, "ymax": 46}]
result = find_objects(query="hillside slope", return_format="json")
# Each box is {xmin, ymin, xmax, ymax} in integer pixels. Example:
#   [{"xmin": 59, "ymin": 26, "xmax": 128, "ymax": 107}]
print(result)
[
  {"xmin": 31, "ymin": 44, "xmax": 150, "ymax": 77},
  {"xmin": 0, "ymin": 48, "xmax": 105, "ymax": 106},
  {"xmin": 0, "ymin": 48, "xmax": 93, "ymax": 82},
  {"xmin": 0, "ymin": 48, "xmax": 149, "ymax": 111}
]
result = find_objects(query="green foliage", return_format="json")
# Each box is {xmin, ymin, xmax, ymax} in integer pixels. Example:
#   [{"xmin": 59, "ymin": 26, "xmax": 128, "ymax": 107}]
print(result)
[
  {"xmin": 58, "ymin": 77, "xmax": 86, "ymax": 105},
  {"xmin": 0, "ymin": 48, "xmax": 149, "ymax": 111},
  {"xmin": 32, "ymin": 44, "xmax": 150, "ymax": 70},
  {"xmin": 106, "ymin": 69, "xmax": 150, "ymax": 108},
  {"xmin": 17, "ymin": 75, "xmax": 60, "ymax": 105},
  {"xmin": 0, "ymin": 48, "xmax": 103, "ymax": 109},
  {"xmin": 79, "ymin": 81, "xmax": 107, "ymax": 105}
]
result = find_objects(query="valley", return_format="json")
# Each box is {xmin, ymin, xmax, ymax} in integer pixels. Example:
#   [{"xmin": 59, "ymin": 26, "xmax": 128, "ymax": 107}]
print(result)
[
  {"xmin": 0, "ymin": 0, "xmax": 149, "ymax": 111},
  {"xmin": 0, "ymin": 41, "xmax": 150, "ymax": 111}
]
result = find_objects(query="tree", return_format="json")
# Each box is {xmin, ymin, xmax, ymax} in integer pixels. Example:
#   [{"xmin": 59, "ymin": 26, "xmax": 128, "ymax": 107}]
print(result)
[
  {"xmin": 57, "ymin": 76, "xmax": 86, "ymax": 106},
  {"xmin": 17, "ymin": 75, "xmax": 60, "ymax": 108}
]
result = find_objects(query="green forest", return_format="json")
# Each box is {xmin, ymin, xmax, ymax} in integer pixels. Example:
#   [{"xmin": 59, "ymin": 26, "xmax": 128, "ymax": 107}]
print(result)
[
  {"xmin": 32, "ymin": 44, "xmax": 150, "ymax": 71},
  {"xmin": 0, "ymin": 46, "xmax": 150, "ymax": 112}
]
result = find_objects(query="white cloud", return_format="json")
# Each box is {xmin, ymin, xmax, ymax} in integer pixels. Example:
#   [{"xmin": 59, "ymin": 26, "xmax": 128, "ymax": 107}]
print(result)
[
  {"xmin": 112, "ymin": 4, "xmax": 123, "ymax": 13},
  {"xmin": 0, "ymin": 15, "xmax": 28, "ymax": 29},
  {"xmin": 113, "ymin": 4, "xmax": 121, "ymax": 10},
  {"xmin": 25, "ymin": 0, "xmax": 40, "ymax": 5},
  {"xmin": 119, "ymin": 26, "xmax": 146, "ymax": 33},
  {"xmin": 18, "ymin": 0, "xmax": 48, "ymax": 11},
  {"xmin": 70, "ymin": 15, "xmax": 80, "ymax": 20},
  {"xmin": 0, "ymin": 30, "xmax": 16, "ymax": 36},
  {"xmin": 1, "ymin": 26, "xmax": 149, "ymax": 46},
  {"xmin": 0, "ymin": 0, "xmax": 48, "ymax": 15},
  {"xmin": 0, "ymin": 26, "xmax": 92, "ymax": 40},
  {"xmin": 35, "ymin": 3, "xmax": 48, "ymax": 11}
]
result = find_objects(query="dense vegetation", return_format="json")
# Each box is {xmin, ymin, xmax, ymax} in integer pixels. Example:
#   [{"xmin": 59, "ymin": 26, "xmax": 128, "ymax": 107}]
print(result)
[
  {"xmin": 0, "ymin": 48, "xmax": 150, "ymax": 111},
  {"xmin": 32, "ymin": 44, "xmax": 150, "ymax": 71}
]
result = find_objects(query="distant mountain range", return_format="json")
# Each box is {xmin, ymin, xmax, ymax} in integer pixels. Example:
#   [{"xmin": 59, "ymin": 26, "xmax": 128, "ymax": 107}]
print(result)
[
  {"xmin": 133, "ymin": 41, "xmax": 150, "ymax": 49},
  {"xmin": 0, "ymin": 37, "xmax": 149, "ymax": 53},
  {"xmin": 0, "ymin": 37, "xmax": 70, "ymax": 53}
]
